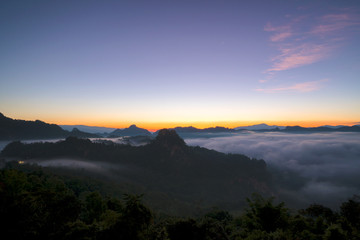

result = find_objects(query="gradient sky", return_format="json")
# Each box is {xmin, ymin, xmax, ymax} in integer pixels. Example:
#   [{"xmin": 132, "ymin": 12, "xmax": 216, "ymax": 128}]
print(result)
[{"xmin": 1, "ymin": 0, "xmax": 360, "ymax": 130}]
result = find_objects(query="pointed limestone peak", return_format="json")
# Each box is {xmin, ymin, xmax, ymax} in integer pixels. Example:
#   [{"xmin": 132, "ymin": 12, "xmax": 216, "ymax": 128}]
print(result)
[
  {"xmin": 153, "ymin": 129, "xmax": 186, "ymax": 148},
  {"xmin": 71, "ymin": 127, "xmax": 81, "ymax": 132}
]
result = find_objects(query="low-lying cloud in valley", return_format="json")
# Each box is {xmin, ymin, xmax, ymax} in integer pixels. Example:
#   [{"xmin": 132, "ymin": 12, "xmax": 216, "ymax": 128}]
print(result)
[{"xmin": 185, "ymin": 132, "xmax": 360, "ymax": 208}]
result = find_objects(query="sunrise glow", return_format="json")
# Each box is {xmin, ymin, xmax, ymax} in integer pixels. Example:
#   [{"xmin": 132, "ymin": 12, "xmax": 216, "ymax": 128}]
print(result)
[{"xmin": 0, "ymin": 1, "xmax": 359, "ymax": 129}]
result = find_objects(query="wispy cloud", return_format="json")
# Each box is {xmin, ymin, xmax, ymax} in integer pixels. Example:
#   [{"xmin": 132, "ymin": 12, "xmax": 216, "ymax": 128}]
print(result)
[
  {"xmin": 270, "ymin": 32, "xmax": 293, "ymax": 42},
  {"xmin": 268, "ymin": 43, "xmax": 331, "ymax": 71},
  {"xmin": 264, "ymin": 23, "xmax": 292, "ymax": 42},
  {"xmin": 265, "ymin": 12, "xmax": 360, "ymax": 73},
  {"xmin": 311, "ymin": 14, "xmax": 360, "ymax": 35},
  {"xmin": 255, "ymin": 79, "xmax": 328, "ymax": 93}
]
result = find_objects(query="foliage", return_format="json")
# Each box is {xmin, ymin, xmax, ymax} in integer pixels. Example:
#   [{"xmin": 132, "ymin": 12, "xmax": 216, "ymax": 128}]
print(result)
[
  {"xmin": 1, "ymin": 134, "xmax": 272, "ymax": 213},
  {"xmin": 0, "ymin": 167, "xmax": 359, "ymax": 239},
  {"xmin": 242, "ymin": 193, "xmax": 289, "ymax": 233}
]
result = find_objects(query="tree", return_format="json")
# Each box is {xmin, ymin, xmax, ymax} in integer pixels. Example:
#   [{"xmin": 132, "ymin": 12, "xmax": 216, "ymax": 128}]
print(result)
[{"xmin": 242, "ymin": 193, "xmax": 289, "ymax": 233}]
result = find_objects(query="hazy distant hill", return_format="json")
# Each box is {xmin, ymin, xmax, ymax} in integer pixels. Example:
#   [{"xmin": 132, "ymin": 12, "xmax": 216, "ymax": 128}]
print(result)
[
  {"xmin": 109, "ymin": 124, "xmax": 152, "ymax": 137},
  {"xmin": 234, "ymin": 123, "xmax": 285, "ymax": 131},
  {"xmin": 174, "ymin": 126, "xmax": 235, "ymax": 133},
  {"xmin": 0, "ymin": 113, "xmax": 99, "ymax": 140},
  {"xmin": 283, "ymin": 125, "xmax": 360, "ymax": 132},
  {"xmin": 154, "ymin": 126, "xmax": 236, "ymax": 138},
  {"xmin": 320, "ymin": 125, "xmax": 347, "ymax": 129},
  {"xmin": 2, "ymin": 129, "xmax": 272, "ymax": 211},
  {"xmin": 60, "ymin": 124, "xmax": 117, "ymax": 134},
  {"xmin": 234, "ymin": 123, "xmax": 360, "ymax": 132}
]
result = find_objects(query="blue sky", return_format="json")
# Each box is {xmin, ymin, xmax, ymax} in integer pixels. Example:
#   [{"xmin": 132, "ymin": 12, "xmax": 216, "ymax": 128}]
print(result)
[{"xmin": 1, "ymin": 0, "xmax": 359, "ymax": 129}]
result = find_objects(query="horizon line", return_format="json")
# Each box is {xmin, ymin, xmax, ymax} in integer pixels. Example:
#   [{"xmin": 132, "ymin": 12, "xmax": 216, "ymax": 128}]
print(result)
[{"xmin": 2, "ymin": 112, "xmax": 358, "ymax": 132}]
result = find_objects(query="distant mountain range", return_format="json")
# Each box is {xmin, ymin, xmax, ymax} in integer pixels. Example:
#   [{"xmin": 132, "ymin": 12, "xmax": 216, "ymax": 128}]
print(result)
[
  {"xmin": 61, "ymin": 124, "xmax": 152, "ymax": 137},
  {"xmin": 1, "ymin": 113, "xmax": 359, "ymax": 140},
  {"xmin": 60, "ymin": 125, "xmax": 117, "ymax": 134},
  {"xmin": 155, "ymin": 126, "xmax": 236, "ymax": 135},
  {"xmin": 59, "ymin": 121, "xmax": 360, "ymax": 136},
  {"xmin": 163, "ymin": 124, "xmax": 360, "ymax": 135},
  {"xmin": 282, "ymin": 125, "xmax": 360, "ymax": 132},
  {"xmin": 235, "ymin": 123, "xmax": 286, "ymax": 130},
  {"xmin": 108, "ymin": 124, "xmax": 152, "ymax": 137}
]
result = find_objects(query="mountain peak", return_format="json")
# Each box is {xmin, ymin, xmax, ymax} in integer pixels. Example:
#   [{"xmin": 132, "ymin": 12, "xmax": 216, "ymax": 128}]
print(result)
[
  {"xmin": 71, "ymin": 128, "xmax": 80, "ymax": 132},
  {"xmin": 153, "ymin": 129, "xmax": 186, "ymax": 149},
  {"xmin": 109, "ymin": 124, "xmax": 151, "ymax": 137}
]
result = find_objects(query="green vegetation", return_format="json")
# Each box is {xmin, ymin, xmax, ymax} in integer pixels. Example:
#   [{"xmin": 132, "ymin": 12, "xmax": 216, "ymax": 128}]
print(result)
[
  {"xmin": 1, "ymin": 130, "xmax": 272, "ymax": 213},
  {"xmin": 1, "ymin": 166, "xmax": 359, "ymax": 240},
  {"xmin": 2, "ymin": 129, "xmax": 359, "ymax": 239}
]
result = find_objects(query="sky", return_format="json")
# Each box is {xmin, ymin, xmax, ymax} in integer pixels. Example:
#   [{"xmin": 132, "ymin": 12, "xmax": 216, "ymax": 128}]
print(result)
[{"xmin": 1, "ymin": 0, "xmax": 360, "ymax": 130}]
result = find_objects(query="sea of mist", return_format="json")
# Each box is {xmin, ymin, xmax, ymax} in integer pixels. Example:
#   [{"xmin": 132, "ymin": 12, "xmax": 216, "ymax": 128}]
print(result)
[
  {"xmin": 185, "ymin": 132, "xmax": 360, "ymax": 208},
  {"xmin": 1, "ymin": 132, "xmax": 359, "ymax": 209}
]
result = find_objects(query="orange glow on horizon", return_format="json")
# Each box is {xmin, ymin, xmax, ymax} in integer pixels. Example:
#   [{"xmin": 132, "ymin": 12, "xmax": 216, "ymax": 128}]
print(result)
[
  {"xmin": 51, "ymin": 119, "xmax": 358, "ymax": 131},
  {"xmin": 3, "ymin": 112, "xmax": 357, "ymax": 131}
]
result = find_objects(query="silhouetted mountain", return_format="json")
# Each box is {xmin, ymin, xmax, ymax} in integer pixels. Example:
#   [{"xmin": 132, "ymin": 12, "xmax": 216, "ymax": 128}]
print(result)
[
  {"xmin": 149, "ymin": 129, "xmax": 187, "ymax": 157},
  {"xmin": 336, "ymin": 125, "xmax": 360, "ymax": 132},
  {"xmin": 2, "ymin": 130, "xmax": 272, "ymax": 211},
  {"xmin": 69, "ymin": 128, "xmax": 100, "ymax": 138},
  {"xmin": 204, "ymin": 126, "xmax": 235, "ymax": 133},
  {"xmin": 0, "ymin": 113, "xmax": 99, "ymax": 140},
  {"xmin": 235, "ymin": 123, "xmax": 285, "ymax": 131},
  {"xmin": 152, "ymin": 129, "xmax": 186, "ymax": 149},
  {"xmin": 60, "ymin": 124, "xmax": 116, "ymax": 134},
  {"xmin": 152, "ymin": 124, "xmax": 360, "ymax": 138},
  {"xmin": 173, "ymin": 126, "xmax": 199, "ymax": 133},
  {"xmin": 109, "ymin": 124, "xmax": 152, "ymax": 137},
  {"xmin": 321, "ymin": 125, "xmax": 347, "ymax": 129},
  {"xmin": 234, "ymin": 124, "xmax": 360, "ymax": 132},
  {"xmin": 283, "ymin": 125, "xmax": 360, "ymax": 132},
  {"xmin": 155, "ymin": 126, "xmax": 236, "ymax": 137}
]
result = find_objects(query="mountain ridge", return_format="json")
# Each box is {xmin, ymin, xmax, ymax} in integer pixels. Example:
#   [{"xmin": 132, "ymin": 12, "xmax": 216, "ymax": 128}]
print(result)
[
  {"xmin": 60, "ymin": 125, "xmax": 117, "ymax": 134},
  {"xmin": 109, "ymin": 124, "xmax": 152, "ymax": 137},
  {"xmin": 1, "ymin": 113, "xmax": 359, "ymax": 141},
  {"xmin": 0, "ymin": 113, "xmax": 99, "ymax": 140},
  {"xmin": 1, "ymin": 130, "xmax": 272, "ymax": 211},
  {"xmin": 234, "ymin": 123, "xmax": 286, "ymax": 130}
]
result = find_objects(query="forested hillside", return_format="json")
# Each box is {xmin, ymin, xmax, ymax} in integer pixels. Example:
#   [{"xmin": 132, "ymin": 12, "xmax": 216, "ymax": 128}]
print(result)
[
  {"xmin": 0, "ymin": 165, "xmax": 359, "ymax": 240},
  {"xmin": 1, "ymin": 130, "xmax": 271, "ymax": 212},
  {"xmin": 0, "ymin": 113, "xmax": 98, "ymax": 140}
]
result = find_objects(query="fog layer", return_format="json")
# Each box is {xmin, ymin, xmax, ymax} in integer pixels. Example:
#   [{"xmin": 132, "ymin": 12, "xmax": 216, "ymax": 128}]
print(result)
[{"xmin": 185, "ymin": 132, "xmax": 360, "ymax": 208}]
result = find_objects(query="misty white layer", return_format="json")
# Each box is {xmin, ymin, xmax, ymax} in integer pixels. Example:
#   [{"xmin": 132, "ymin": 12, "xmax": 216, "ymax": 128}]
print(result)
[
  {"xmin": 185, "ymin": 132, "xmax": 360, "ymax": 174},
  {"xmin": 26, "ymin": 158, "xmax": 126, "ymax": 176},
  {"xmin": 32, "ymin": 159, "xmax": 104, "ymax": 169},
  {"xmin": 185, "ymin": 132, "xmax": 360, "ymax": 207}
]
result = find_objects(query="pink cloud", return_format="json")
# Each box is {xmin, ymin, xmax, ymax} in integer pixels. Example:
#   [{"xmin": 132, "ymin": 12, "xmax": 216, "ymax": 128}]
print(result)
[
  {"xmin": 270, "ymin": 32, "xmax": 293, "ymax": 42},
  {"xmin": 264, "ymin": 23, "xmax": 292, "ymax": 42},
  {"xmin": 311, "ymin": 14, "xmax": 360, "ymax": 35},
  {"xmin": 264, "ymin": 23, "xmax": 289, "ymax": 32},
  {"xmin": 268, "ymin": 44, "xmax": 330, "ymax": 72},
  {"xmin": 256, "ymin": 79, "xmax": 328, "ymax": 93},
  {"xmin": 322, "ymin": 14, "xmax": 350, "ymax": 22},
  {"xmin": 265, "ymin": 12, "xmax": 359, "ymax": 73}
]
